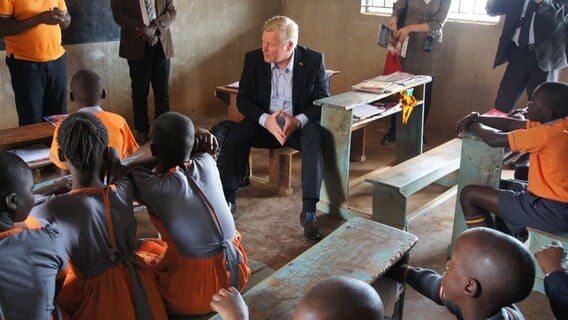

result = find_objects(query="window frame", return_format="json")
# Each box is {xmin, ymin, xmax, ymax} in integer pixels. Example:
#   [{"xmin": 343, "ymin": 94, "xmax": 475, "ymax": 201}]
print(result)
[{"xmin": 361, "ymin": 0, "xmax": 500, "ymax": 25}]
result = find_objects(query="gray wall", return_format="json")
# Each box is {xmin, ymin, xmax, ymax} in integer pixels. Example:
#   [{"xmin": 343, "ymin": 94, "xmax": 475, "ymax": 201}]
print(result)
[
  {"xmin": 0, "ymin": 0, "xmax": 280, "ymax": 129},
  {"xmin": 283, "ymin": 0, "xmax": 568, "ymax": 133},
  {"xmin": 1, "ymin": 0, "xmax": 567, "ymax": 133}
]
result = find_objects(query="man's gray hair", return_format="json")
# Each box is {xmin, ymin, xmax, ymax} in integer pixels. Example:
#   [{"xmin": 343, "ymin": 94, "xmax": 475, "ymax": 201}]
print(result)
[{"xmin": 262, "ymin": 15, "xmax": 299, "ymax": 47}]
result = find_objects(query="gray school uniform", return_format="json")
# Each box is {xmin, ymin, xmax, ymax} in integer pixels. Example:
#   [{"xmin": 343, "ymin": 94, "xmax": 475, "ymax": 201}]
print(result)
[
  {"xmin": 0, "ymin": 225, "xmax": 67, "ymax": 320},
  {"xmin": 132, "ymin": 152, "xmax": 242, "ymax": 286},
  {"xmin": 392, "ymin": 0, "xmax": 452, "ymax": 77}
]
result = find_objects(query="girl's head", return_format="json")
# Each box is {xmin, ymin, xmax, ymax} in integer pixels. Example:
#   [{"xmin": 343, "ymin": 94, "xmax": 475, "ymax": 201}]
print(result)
[
  {"xmin": 151, "ymin": 112, "xmax": 195, "ymax": 170},
  {"xmin": 57, "ymin": 112, "xmax": 108, "ymax": 171},
  {"xmin": 0, "ymin": 152, "xmax": 34, "ymax": 222}
]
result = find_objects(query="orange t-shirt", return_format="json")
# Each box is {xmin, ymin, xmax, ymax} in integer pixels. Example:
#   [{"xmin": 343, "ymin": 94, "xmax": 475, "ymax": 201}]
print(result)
[
  {"xmin": 507, "ymin": 118, "xmax": 568, "ymax": 202},
  {"xmin": 0, "ymin": 0, "xmax": 67, "ymax": 62},
  {"xmin": 49, "ymin": 110, "xmax": 139, "ymax": 170}
]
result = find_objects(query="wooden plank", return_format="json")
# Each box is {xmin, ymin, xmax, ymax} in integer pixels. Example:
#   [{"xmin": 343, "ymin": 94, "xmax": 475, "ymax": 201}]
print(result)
[
  {"xmin": 0, "ymin": 122, "xmax": 55, "ymax": 151},
  {"xmin": 367, "ymin": 138, "xmax": 461, "ymax": 197},
  {"xmin": 449, "ymin": 133, "xmax": 503, "ymax": 256},
  {"xmin": 208, "ymin": 218, "xmax": 417, "ymax": 320},
  {"xmin": 407, "ymin": 185, "xmax": 458, "ymax": 224}
]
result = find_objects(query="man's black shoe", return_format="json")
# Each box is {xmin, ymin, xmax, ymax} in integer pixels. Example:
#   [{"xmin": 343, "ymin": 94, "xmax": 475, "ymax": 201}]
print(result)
[{"xmin": 300, "ymin": 211, "xmax": 322, "ymax": 241}]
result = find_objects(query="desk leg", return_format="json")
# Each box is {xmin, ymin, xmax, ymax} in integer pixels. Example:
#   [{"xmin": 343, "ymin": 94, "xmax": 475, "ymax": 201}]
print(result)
[
  {"xmin": 448, "ymin": 133, "xmax": 503, "ymax": 256},
  {"xmin": 318, "ymin": 106, "xmax": 352, "ymax": 216},
  {"xmin": 395, "ymin": 85, "xmax": 424, "ymax": 163}
]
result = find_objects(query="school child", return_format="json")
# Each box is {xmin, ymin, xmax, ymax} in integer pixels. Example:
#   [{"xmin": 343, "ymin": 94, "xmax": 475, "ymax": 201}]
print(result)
[
  {"xmin": 49, "ymin": 69, "xmax": 138, "ymax": 171},
  {"xmin": 388, "ymin": 227, "xmax": 535, "ymax": 320},
  {"xmin": 455, "ymin": 82, "xmax": 568, "ymax": 238},
  {"xmin": 32, "ymin": 112, "xmax": 167, "ymax": 320},
  {"xmin": 0, "ymin": 152, "xmax": 67, "ymax": 319},
  {"xmin": 131, "ymin": 112, "xmax": 250, "ymax": 316},
  {"xmin": 209, "ymin": 276, "xmax": 385, "ymax": 320}
]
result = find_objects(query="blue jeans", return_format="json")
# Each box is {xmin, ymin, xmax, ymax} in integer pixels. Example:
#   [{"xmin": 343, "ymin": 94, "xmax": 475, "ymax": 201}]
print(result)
[{"xmin": 6, "ymin": 54, "xmax": 67, "ymax": 126}]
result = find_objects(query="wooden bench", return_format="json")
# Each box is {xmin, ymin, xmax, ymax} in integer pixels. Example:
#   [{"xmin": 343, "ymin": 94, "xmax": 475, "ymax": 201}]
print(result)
[
  {"xmin": 527, "ymin": 227, "xmax": 568, "ymax": 294},
  {"xmin": 248, "ymin": 147, "xmax": 300, "ymax": 196},
  {"xmin": 209, "ymin": 217, "xmax": 418, "ymax": 320},
  {"xmin": 366, "ymin": 138, "xmax": 462, "ymax": 230}
]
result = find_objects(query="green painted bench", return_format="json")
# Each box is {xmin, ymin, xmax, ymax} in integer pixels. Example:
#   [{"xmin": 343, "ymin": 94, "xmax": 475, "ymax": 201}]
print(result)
[{"xmin": 366, "ymin": 138, "xmax": 462, "ymax": 230}]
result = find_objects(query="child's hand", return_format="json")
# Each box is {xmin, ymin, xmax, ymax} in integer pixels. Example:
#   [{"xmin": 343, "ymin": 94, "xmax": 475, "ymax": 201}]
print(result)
[
  {"xmin": 194, "ymin": 128, "xmax": 219, "ymax": 155},
  {"xmin": 210, "ymin": 287, "xmax": 249, "ymax": 320},
  {"xmin": 101, "ymin": 147, "xmax": 121, "ymax": 184},
  {"xmin": 455, "ymin": 112, "xmax": 479, "ymax": 135},
  {"xmin": 535, "ymin": 241, "xmax": 567, "ymax": 276}
]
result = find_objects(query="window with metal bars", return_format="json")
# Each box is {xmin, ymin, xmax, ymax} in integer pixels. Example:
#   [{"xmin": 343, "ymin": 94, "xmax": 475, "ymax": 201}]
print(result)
[{"xmin": 361, "ymin": 0, "xmax": 499, "ymax": 24}]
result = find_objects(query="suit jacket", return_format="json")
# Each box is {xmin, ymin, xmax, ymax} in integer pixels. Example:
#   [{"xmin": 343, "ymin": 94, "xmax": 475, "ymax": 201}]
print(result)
[
  {"xmin": 111, "ymin": 0, "xmax": 176, "ymax": 60},
  {"xmin": 236, "ymin": 46, "xmax": 330, "ymax": 124},
  {"xmin": 486, "ymin": 0, "xmax": 568, "ymax": 71},
  {"xmin": 544, "ymin": 271, "xmax": 568, "ymax": 320}
]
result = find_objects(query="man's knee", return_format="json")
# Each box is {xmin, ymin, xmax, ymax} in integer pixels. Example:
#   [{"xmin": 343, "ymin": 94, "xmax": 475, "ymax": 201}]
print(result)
[{"xmin": 300, "ymin": 122, "xmax": 323, "ymax": 145}]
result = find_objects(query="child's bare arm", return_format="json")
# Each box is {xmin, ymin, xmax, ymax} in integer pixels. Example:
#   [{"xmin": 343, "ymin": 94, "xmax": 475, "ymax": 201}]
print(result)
[
  {"xmin": 456, "ymin": 112, "xmax": 526, "ymax": 134},
  {"xmin": 210, "ymin": 287, "xmax": 249, "ymax": 320},
  {"xmin": 469, "ymin": 122, "xmax": 511, "ymax": 148}
]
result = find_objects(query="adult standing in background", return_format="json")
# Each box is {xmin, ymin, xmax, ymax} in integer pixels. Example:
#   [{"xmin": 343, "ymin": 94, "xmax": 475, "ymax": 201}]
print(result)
[
  {"xmin": 485, "ymin": 0, "xmax": 568, "ymax": 116},
  {"xmin": 0, "ymin": 1, "xmax": 70, "ymax": 126},
  {"xmin": 111, "ymin": 0, "xmax": 176, "ymax": 145},
  {"xmin": 381, "ymin": 0, "xmax": 452, "ymax": 145}
]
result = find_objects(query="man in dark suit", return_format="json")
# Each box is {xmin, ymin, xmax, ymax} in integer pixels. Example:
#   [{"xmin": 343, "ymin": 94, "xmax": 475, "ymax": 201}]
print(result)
[
  {"xmin": 486, "ymin": 0, "xmax": 568, "ymax": 115},
  {"xmin": 111, "ymin": 0, "xmax": 176, "ymax": 144},
  {"xmin": 221, "ymin": 15, "xmax": 330, "ymax": 241}
]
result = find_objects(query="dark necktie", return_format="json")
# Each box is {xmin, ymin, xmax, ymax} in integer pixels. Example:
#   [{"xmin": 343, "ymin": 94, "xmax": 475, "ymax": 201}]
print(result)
[
  {"xmin": 144, "ymin": 0, "xmax": 156, "ymax": 21},
  {"xmin": 518, "ymin": 1, "xmax": 536, "ymax": 47}
]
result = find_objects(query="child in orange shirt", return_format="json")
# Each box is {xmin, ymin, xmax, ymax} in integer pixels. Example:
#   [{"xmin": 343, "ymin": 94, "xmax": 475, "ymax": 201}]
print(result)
[
  {"xmin": 456, "ymin": 82, "xmax": 568, "ymax": 239},
  {"xmin": 49, "ymin": 69, "xmax": 138, "ymax": 172}
]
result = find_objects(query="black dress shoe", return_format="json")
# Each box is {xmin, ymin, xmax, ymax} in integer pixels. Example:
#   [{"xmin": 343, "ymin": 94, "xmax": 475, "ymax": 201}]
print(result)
[
  {"xmin": 300, "ymin": 211, "xmax": 322, "ymax": 241},
  {"xmin": 381, "ymin": 131, "xmax": 396, "ymax": 145}
]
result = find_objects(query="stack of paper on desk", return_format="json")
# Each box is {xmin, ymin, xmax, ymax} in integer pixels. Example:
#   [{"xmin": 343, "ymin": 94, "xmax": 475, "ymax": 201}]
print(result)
[
  {"xmin": 8, "ymin": 144, "xmax": 50, "ymax": 164},
  {"xmin": 352, "ymin": 72, "xmax": 421, "ymax": 94},
  {"xmin": 352, "ymin": 103, "xmax": 386, "ymax": 120}
]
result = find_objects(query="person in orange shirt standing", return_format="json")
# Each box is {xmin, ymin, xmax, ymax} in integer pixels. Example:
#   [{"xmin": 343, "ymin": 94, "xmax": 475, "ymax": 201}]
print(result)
[
  {"xmin": 456, "ymin": 82, "xmax": 568, "ymax": 240},
  {"xmin": 0, "ymin": 0, "xmax": 70, "ymax": 126},
  {"xmin": 49, "ymin": 69, "xmax": 139, "ymax": 172}
]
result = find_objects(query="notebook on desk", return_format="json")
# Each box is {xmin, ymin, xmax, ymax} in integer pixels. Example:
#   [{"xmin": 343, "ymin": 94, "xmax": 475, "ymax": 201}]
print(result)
[{"xmin": 351, "ymin": 72, "xmax": 424, "ymax": 94}]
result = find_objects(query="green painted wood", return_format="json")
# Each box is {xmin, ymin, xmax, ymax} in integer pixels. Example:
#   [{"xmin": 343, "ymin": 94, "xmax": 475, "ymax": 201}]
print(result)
[
  {"xmin": 372, "ymin": 186, "xmax": 407, "ymax": 230},
  {"xmin": 395, "ymin": 85, "xmax": 425, "ymax": 163},
  {"xmin": 367, "ymin": 138, "xmax": 461, "ymax": 197},
  {"xmin": 213, "ymin": 217, "xmax": 418, "ymax": 320},
  {"xmin": 448, "ymin": 133, "xmax": 503, "ymax": 257},
  {"xmin": 527, "ymin": 228, "xmax": 568, "ymax": 294}
]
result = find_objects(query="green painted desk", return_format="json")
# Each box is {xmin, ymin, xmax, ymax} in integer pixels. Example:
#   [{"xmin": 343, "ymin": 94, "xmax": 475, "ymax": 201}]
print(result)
[
  {"xmin": 209, "ymin": 217, "xmax": 418, "ymax": 320},
  {"xmin": 314, "ymin": 76, "xmax": 431, "ymax": 219}
]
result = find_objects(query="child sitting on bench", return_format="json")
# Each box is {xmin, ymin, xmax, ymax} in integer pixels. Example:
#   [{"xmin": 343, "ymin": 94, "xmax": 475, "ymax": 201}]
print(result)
[
  {"xmin": 0, "ymin": 152, "xmax": 67, "ymax": 319},
  {"xmin": 387, "ymin": 227, "xmax": 534, "ymax": 319},
  {"xmin": 132, "ymin": 112, "xmax": 250, "ymax": 316},
  {"xmin": 209, "ymin": 276, "xmax": 384, "ymax": 320},
  {"xmin": 456, "ymin": 82, "xmax": 568, "ymax": 239}
]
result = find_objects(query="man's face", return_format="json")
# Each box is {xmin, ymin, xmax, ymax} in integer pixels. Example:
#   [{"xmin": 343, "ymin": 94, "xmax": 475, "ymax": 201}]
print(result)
[{"xmin": 262, "ymin": 30, "xmax": 293, "ymax": 67}]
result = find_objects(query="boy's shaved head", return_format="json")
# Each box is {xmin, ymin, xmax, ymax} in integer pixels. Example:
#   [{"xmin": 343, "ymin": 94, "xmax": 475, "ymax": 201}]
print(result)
[
  {"xmin": 534, "ymin": 82, "xmax": 568, "ymax": 118},
  {"xmin": 443, "ymin": 227, "xmax": 535, "ymax": 314},
  {"xmin": 0, "ymin": 152, "xmax": 32, "ymax": 198},
  {"xmin": 152, "ymin": 112, "xmax": 195, "ymax": 166},
  {"xmin": 70, "ymin": 69, "xmax": 104, "ymax": 107},
  {"xmin": 294, "ymin": 276, "xmax": 384, "ymax": 320}
]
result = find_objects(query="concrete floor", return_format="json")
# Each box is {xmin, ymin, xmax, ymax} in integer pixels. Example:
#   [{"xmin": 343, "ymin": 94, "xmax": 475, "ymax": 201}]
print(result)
[{"xmin": 134, "ymin": 117, "xmax": 555, "ymax": 320}]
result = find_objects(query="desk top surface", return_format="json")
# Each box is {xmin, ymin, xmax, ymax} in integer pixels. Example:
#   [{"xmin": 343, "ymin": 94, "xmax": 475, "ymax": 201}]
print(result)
[
  {"xmin": 242, "ymin": 217, "xmax": 418, "ymax": 320},
  {"xmin": 0, "ymin": 122, "xmax": 55, "ymax": 151}
]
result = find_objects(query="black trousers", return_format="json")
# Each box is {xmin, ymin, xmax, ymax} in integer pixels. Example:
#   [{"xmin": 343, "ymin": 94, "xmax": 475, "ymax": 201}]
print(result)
[
  {"xmin": 6, "ymin": 54, "xmax": 67, "ymax": 126},
  {"xmin": 494, "ymin": 43, "xmax": 560, "ymax": 113},
  {"xmin": 127, "ymin": 41, "xmax": 170, "ymax": 134},
  {"xmin": 221, "ymin": 119, "xmax": 324, "ymax": 213}
]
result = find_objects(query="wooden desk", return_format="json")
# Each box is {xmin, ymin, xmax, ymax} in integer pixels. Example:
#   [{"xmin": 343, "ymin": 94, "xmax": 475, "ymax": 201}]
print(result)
[
  {"xmin": 210, "ymin": 217, "xmax": 417, "ymax": 320},
  {"xmin": 0, "ymin": 122, "xmax": 55, "ymax": 151},
  {"xmin": 214, "ymin": 85, "xmax": 243, "ymax": 122},
  {"xmin": 315, "ymin": 77, "xmax": 431, "ymax": 219}
]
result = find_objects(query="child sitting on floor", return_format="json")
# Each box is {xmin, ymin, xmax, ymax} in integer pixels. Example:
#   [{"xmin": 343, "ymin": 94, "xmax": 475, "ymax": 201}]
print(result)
[
  {"xmin": 209, "ymin": 276, "xmax": 384, "ymax": 320},
  {"xmin": 131, "ymin": 112, "xmax": 250, "ymax": 316},
  {"xmin": 388, "ymin": 227, "xmax": 534, "ymax": 320},
  {"xmin": 49, "ymin": 69, "xmax": 138, "ymax": 172},
  {"xmin": 456, "ymin": 82, "xmax": 568, "ymax": 239},
  {"xmin": 31, "ymin": 112, "xmax": 167, "ymax": 320},
  {"xmin": 0, "ymin": 152, "xmax": 67, "ymax": 319}
]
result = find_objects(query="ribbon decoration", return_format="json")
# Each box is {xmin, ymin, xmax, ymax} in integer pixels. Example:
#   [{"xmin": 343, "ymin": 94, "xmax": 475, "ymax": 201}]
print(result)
[{"xmin": 400, "ymin": 91, "xmax": 417, "ymax": 124}]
